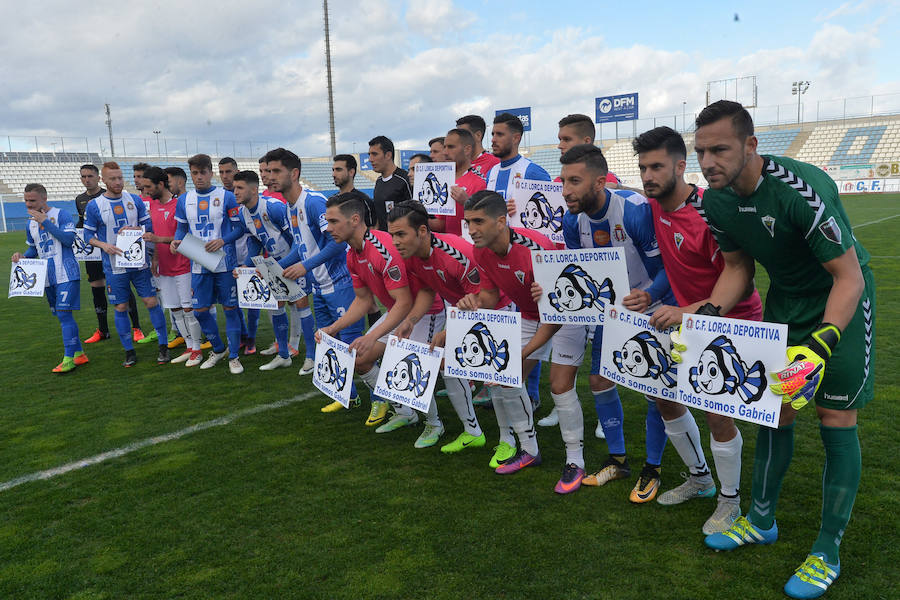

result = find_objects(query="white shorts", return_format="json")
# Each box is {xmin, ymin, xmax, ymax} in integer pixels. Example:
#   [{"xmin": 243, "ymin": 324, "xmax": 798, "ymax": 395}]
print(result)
[
  {"xmin": 522, "ymin": 318, "xmax": 552, "ymax": 363},
  {"xmin": 374, "ymin": 310, "xmax": 446, "ymax": 345},
  {"xmin": 550, "ymin": 324, "xmax": 589, "ymax": 366},
  {"xmin": 158, "ymin": 272, "xmax": 193, "ymax": 309}
]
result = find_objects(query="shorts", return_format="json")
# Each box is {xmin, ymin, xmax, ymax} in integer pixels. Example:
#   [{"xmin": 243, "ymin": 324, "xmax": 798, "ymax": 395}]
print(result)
[
  {"xmin": 373, "ymin": 310, "xmax": 446, "ymax": 345},
  {"xmin": 46, "ymin": 280, "xmax": 80, "ymax": 312},
  {"xmin": 550, "ymin": 324, "xmax": 589, "ymax": 366},
  {"xmin": 106, "ymin": 268, "xmax": 156, "ymax": 304},
  {"xmin": 191, "ymin": 271, "xmax": 238, "ymax": 309},
  {"xmin": 159, "ymin": 272, "xmax": 193, "ymax": 309},
  {"xmin": 85, "ymin": 259, "xmax": 105, "ymax": 283},
  {"xmin": 314, "ymin": 284, "xmax": 363, "ymax": 341},
  {"xmin": 522, "ymin": 318, "xmax": 552, "ymax": 362}
]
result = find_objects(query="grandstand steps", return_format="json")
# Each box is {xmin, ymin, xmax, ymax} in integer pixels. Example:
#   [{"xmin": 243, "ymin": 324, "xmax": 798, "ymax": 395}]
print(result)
[
  {"xmin": 0, "ymin": 180, "xmax": 12, "ymax": 195},
  {"xmin": 785, "ymin": 130, "xmax": 812, "ymax": 157}
]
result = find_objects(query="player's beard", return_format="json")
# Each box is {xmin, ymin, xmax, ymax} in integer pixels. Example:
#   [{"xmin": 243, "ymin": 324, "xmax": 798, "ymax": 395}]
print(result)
[{"xmin": 646, "ymin": 170, "xmax": 678, "ymax": 201}]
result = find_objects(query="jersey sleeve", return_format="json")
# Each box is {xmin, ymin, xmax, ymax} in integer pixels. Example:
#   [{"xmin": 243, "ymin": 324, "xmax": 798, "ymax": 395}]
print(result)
[
  {"xmin": 623, "ymin": 200, "xmax": 661, "ymax": 258},
  {"xmin": 174, "ymin": 196, "xmax": 187, "ymax": 224},
  {"xmin": 225, "ymin": 192, "xmax": 241, "ymax": 222},
  {"xmin": 382, "ymin": 255, "xmax": 409, "ymax": 292},
  {"xmin": 134, "ymin": 194, "xmax": 151, "ymax": 228},
  {"xmin": 699, "ymin": 195, "xmax": 740, "ymax": 253},
  {"xmin": 562, "ymin": 212, "xmax": 581, "ymax": 249},
  {"xmin": 347, "ymin": 253, "xmax": 364, "ymax": 289},
  {"xmin": 525, "ymin": 162, "xmax": 551, "ymax": 182},
  {"xmin": 785, "ymin": 173, "xmax": 856, "ymax": 264},
  {"xmin": 83, "ymin": 200, "xmax": 101, "ymax": 236}
]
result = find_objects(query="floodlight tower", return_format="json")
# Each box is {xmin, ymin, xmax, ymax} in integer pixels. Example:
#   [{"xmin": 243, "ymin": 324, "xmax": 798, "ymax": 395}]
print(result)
[
  {"xmin": 323, "ymin": 0, "xmax": 337, "ymax": 157},
  {"xmin": 792, "ymin": 81, "xmax": 810, "ymax": 124},
  {"xmin": 105, "ymin": 103, "xmax": 115, "ymax": 157}
]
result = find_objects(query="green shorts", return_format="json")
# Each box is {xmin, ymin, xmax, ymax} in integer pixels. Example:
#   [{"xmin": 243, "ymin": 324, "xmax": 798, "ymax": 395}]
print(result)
[{"xmin": 765, "ymin": 267, "xmax": 875, "ymax": 411}]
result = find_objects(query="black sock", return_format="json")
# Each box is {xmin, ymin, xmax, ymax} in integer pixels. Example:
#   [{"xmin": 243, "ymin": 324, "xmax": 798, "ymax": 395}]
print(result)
[
  {"xmin": 128, "ymin": 292, "xmax": 141, "ymax": 329},
  {"xmin": 91, "ymin": 286, "xmax": 109, "ymax": 333}
]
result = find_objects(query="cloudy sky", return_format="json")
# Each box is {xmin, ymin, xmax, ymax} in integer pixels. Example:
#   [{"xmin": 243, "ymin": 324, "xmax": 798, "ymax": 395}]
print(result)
[{"xmin": 2, "ymin": 0, "xmax": 898, "ymax": 157}]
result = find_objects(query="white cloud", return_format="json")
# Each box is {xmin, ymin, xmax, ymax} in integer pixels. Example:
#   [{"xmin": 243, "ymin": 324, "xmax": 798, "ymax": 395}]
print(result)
[{"xmin": 406, "ymin": 0, "xmax": 476, "ymax": 41}]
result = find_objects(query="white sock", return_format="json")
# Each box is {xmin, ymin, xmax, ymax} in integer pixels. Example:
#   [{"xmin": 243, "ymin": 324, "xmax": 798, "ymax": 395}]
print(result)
[
  {"xmin": 444, "ymin": 376, "xmax": 481, "ymax": 436},
  {"xmin": 184, "ymin": 311, "xmax": 203, "ymax": 351},
  {"xmin": 289, "ymin": 305, "xmax": 303, "ymax": 348},
  {"xmin": 172, "ymin": 310, "xmax": 192, "ymax": 351},
  {"xmin": 711, "ymin": 429, "xmax": 742, "ymax": 497},
  {"xmin": 424, "ymin": 395, "xmax": 441, "ymax": 426},
  {"xmin": 663, "ymin": 410, "xmax": 711, "ymax": 481},
  {"xmin": 491, "ymin": 386, "xmax": 516, "ymax": 447},
  {"xmin": 359, "ymin": 365, "xmax": 380, "ymax": 390},
  {"xmin": 497, "ymin": 386, "xmax": 537, "ymax": 456},
  {"xmin": 551, "ymin": 387, "xmax": 584, "ymax": 469}
]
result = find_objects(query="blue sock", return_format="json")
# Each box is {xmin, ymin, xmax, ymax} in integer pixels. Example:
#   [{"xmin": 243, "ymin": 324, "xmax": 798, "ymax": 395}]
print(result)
[
  {"xmin": 238, "ymin": 307, "xmax": 248, "ymax": 338},
  {"xmin": 194, "ymin": 309, "xmax": 225, "ymax": 353},
  {"xmin": 247, "ymin": 309, "xmax": 261, "ymax": 339},
  {"xmin": 114, "ymin": 309, "xmax": 134, "ymax": 350},
  {"xmin": 299, "ymin": 307, "xmax": 316, "ymax": 359},
  {"xmin": 527, "ymin": 361, "xmax": 541, "ymax": 405},
  {"xmin": 224, "ymin": 308, "xmax": 242, "ymax": 358},
  {"xmin": 56, "ymin": 310, "xmax": 81, "ymax": 356},
  {"xmin": 645, "ymin": 398, "xmax": 668, "ymax": 465},
  {"xmin": 593, "ymin": 387, "xmax": 625, "ymax": 455},
  {"xmin": 272, "ymin": 308, "xmax": 290, "ymax": 359},
  {"xmin": 148, "ymin": 304, "xmax": 168, "ymax": 342}
]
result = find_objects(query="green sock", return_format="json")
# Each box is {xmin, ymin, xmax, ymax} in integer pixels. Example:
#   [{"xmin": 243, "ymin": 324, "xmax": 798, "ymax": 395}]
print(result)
[
  {"xmin": 747, "ymin": 423, "xmax": 795, "ymax": 529},
  {"xmin": 811, "ymin": 424, "xmax": 860, "ymax": 565}
]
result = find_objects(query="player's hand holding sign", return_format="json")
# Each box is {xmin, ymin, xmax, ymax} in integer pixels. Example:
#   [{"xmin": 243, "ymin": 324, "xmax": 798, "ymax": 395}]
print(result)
[
  {"xmin": 769, "ymin": 324, "xmax": 840, "ymax": 410},
  {"xmin": 670, "ymin": 302, "xmax": 721, "ymax": 363}
]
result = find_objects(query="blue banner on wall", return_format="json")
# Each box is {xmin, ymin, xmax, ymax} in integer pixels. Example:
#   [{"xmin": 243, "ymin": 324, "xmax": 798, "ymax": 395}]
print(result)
[
  {"xmin": 595, "ymin": 93, "xmax": 639, "ymax": 123},
  {"xmin": 495, "ymin": 107, "xmax": 532, "ymax": 132}
]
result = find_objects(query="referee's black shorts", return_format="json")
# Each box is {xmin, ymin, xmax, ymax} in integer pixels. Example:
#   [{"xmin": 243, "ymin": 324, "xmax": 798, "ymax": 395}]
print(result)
[{"xmin": 85, "ymin": 260, "xmax": 105, "ymax": 283}]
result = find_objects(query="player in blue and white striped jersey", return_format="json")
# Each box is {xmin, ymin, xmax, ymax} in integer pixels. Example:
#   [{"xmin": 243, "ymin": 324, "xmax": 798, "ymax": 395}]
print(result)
[
  {"xmin": 12, "ymin": 183, "xmax": 88, "ymax": 373},
  {"xmin": 84, "ymin": 162, "xmax": 171, "ymax": 367}
]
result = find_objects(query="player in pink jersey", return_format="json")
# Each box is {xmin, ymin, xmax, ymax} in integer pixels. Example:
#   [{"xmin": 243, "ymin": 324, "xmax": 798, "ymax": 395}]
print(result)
[
  {"xmin": 389, "ymin": 201, "xmax": 509, "ymax": 453},
  {"xmin": 431, "ymin": 128, "xmax": 487, "ymax": 236},
  {"xmin": 458, "ymin": 190, "xmax": 563, "ymax": 474},
  {"xmin": 319, "ymin": 193, "xmax": 443, "ymax": 443},
  {"xmin": 142, "ymin": 167, "xmax": 204, "ymax": 366},
  {"xmin": 456, "ymin": 114, "xmax": 500, "ymax": 180},
  {"xmin": 635, "ymin": 126, "xmax": 763, "ymax": 534}
]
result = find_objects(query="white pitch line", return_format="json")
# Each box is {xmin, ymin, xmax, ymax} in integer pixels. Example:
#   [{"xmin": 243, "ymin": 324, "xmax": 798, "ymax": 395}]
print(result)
[
  {"xmin": 0, "ymin": 391, "xmax": 319, "ymax": 494},
  {"xmin": 852, "ymin": 213, "xmax": 900, "ymax": 230}
]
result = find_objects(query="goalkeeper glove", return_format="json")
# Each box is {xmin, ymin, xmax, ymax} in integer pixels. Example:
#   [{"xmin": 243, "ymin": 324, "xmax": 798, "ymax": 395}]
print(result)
[
  {"xmin": 769, "ymin": 323, "xmax": 840, "ymax": 410},
  {"xmin": 670, "ymin": 303, "xmax": 721, "ymax": 363}
]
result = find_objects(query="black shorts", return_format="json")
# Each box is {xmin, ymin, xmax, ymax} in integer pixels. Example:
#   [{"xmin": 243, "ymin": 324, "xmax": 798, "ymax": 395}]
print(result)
[{"xmin": 85, "ymin": 260, "xmax": 105, "ymax": 283}]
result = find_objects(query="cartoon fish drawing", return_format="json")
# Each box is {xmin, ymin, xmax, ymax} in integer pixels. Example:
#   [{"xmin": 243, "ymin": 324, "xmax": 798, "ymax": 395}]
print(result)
[
  {"xmin": 613, "ymin": 331, "xmax": 677, "ymax": 388},
  {"xmin": 418, "ymin": 172, "xmax": 449, "ymax": 206},
  {"xmin": 317, "ymin": 348, "xmax": 348, "ymax": 391},
  {"xmin": 548, "ymin": 264, "xmax": 615, "ymax": 312},
  {"xmin": 385, "ymin": 353, "xmax": 430, "ymax": 396},
  {"xmin": 520, "ymin": 192, "xmax": 563, "ymax": 233},
  {"xmin": 265, "ymin": 274, "xmax": 291, "ymax": 299},
  {"xmin": 11, "ymin": 265, "xmax": 37, "ymax": 290},
  {"xmin": 455, "ymin": 322, "xmax": 509, "ymax": 372},
  {"xmin": 73, "ymin": 233, "xmax": 90, "ymax": 256},
  {"xmin": 122, "ymin": 239, "xmax": 143, "ymax": 263},
  {"xmin": 689, "ymin": 335, "xmax": 765, "ymax": 404},
  {"xmin": 242, "ymin": 274, "xmax": 271, "ymax": 303}
]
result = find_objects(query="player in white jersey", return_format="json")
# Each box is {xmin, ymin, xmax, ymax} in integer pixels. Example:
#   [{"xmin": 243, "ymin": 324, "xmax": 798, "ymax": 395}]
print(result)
[{"xmin": 12, "ymin": 183, "xmax": 88, "ymax": 372}]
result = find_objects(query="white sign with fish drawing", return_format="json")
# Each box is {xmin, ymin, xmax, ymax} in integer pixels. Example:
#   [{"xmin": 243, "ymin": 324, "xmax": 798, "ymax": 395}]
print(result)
[
  {"xmin": 74, "ymin": 228, "xmax": 101, "ymax": 261},
  {"xmin": 114, "ymin": 228, "xmax": 146, "ymax": 268},
  {"xmin": 510, "ymin": 179, "xmax": 566, "ymax": 245},
  {"xmin": 236, "ymin": 267, "xmax": 278, "ymax": 310},
  {"xmin": 675, "ymin": 313, "xmax": 787, "ymax": 427},
  {"xmin": 251, "ymin": 255, "xmax": 306, "ymax": 303},
  {"xmin": 374, "ymin": 335, "xmax": 444, "ymax": 413},
  {"xmin": 8, "ymin": 259, "xmax": 47, "ymax": 298},
  {"xmin": 313, "ymin": 332, "xmax": 357, "ymax": 408},
  {"xmin": 532, "ymin": 247, "xmax": 630, "ymax": 325},
  {"xmin": 414, "ymin": 162, "xmax": 457, "ymax": 216},
  {"xmin": 443, "ymin": 307, "xmax": 522, "ymax": 387},
  {"xmin": 599, "ymin": 305, "xmax": 679, "ymax": 401}
]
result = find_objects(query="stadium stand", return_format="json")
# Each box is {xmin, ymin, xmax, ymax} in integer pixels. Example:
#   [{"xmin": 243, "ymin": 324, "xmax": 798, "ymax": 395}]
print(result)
[{"xmin": 0, "ymin": 152, "xmax": 101, "ymax": 197}]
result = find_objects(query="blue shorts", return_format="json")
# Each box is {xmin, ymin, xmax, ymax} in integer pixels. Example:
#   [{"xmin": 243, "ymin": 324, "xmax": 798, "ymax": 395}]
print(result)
[
  {"xmin": 192, "ymin": 271, "xmax": 238, "ymax": 308},
  {"xmin": 313, "ymin": 283, "xmax": 363, "ymax": 342},
  {"xmin": 46, "ymin": 280, "xmax": 80, "ymax": 312},
  {"xmin": 107, "ymin": 269, "xmax": 155, "ymax": 304}
]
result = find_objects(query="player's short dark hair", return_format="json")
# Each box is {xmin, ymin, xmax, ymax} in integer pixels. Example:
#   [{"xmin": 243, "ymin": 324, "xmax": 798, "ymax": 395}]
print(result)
[
  {"xmin": 387, "ymin": 200, "xmax": 430, "ymax": 230},
  {"xmin": 132, "ymin": 162, "xmax": 151, "ymax": 174},
  {"xmin": 493, "ymin": 112, "xmax": 524, "ymax": 136},
  {"xmin": 560, "ymin": 144, "xmax": 609, "ymax": 176},
  {"xmin": 326, "ymin": 192, "xmax": 367, "ymax": 219},
  {"xmin": 409, "ymin": 153, "xmax": 431, "ymax": 164},
  {"xmin": 233, "ymin": 170, "xmax": 259, "ymax": 186},
  {"xmin": 464, "ymin": 190, "xmax": 507, "ymax": 217},
  {"xmin": 164, "ymin": 166, "xmax": 187, "ymax": 180},
  {"xmin": 218, "ymin": 156, "xmax": 238, "ymax": 168},
  {"xmin": 695, "ymin": 100, "xmax": 755, "ymax": 140},
  {"xmin": 24, "ymin": 183, "xmax": 47, "ymax": 197},
  {"xmin": 265, "ymin": 147, "xmax": 301, "ymax": 173},
  {"xmin": 632, "ymin": 126, "xmax": 687, "ymax": 159},
  {"xmin": 455, "ymin": 114, "xmax": 487, "ymax": 137},
  {"xmin": 368, "ymin": 136, "xmax": 395, "ymax": 160},
  {"xmin": 446, "ymin": 127, "xmax": 475, "ymax": 148},
  {"xmin": 558, "ymin": 114, "xmax": 596, "ymax": 142},
  {"xmin": 143, "ymin": 166, "xmax": 169, "ymax": 187},
  {"xmin": 428, "ymin": 136, "xmax": 445, "ymax": 147},
  {"xmin": 333, "ymin": 154, "xmax": 357, "ymax": 172},
  {"xmin": 80, "ymin": 164, "xmax": 99, "ymax": 174},
  {"xmin": 187, "ymin": 154, "xmax": 213, "ymax": 171},
  {"xmin": 258, "ymin": 155, "xmax": 268, "ymax": 164}
]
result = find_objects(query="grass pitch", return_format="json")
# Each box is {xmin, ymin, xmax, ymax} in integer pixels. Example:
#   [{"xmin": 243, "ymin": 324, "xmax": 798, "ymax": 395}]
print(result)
[{"xmin": 0, "ymin": 194, "xmax": 897, "ymax": 599}]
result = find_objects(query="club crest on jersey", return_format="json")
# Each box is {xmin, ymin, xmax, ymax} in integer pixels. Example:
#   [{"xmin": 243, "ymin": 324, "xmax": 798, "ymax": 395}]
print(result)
[
  {"xmin": 253, "ymin": 218, "xmax": 262, "ymax": 229},
  {"xmin": 385, "ymin": 353, "xmax": 430, "ymax": 396},
  {"xmin": 126, "ymin": 202, "xmax": 134, "ymax": 211},
  {"xmin": 11, "ymin": 265, "xmax": 37, "ymax": 290},
  {"xmin": 113, "ymin": 205, "xmax": 124, "ymax": 215},
  {"xmin": 761, "ymin": 215, "xmax": 776, "ymax": 237},
  {"xmin": 818, "ymin": 216, "xmax": 842, "ymax": 245},
  {"xmin": 674, "ymin": 232, "xmax": 684, "ymax": 250},
  {"xmin": 317, "ymin": 348, "xmax": 348, "ymax": 391},
  {"xmin": 263, "ymin": 214, "xmax": 270, "ymax": 223},
  {"xmin": 297, "ymin": 208, "xmax": 304, "ymax": 223},
  {"xmin": 514, "ymin": 270, "xmax": 525, "ymax": 284},
  {"xmin": 455, "ymin": 322, "xmax": 509, "ymax": 372},
  {"xmin": 613, "ymin": 224, "xmax": 626, "ymax": 242},
  {"xmin": 419, "ymin": 172, "xmax": 449, "ymax": 206},
  {"xmin": 613, "ymin": 331, "xmax": 677, "ymax": 388},
  {"xmin": 242, "ymin": 274, "xmax": 271, "ymax": 303},
  {"xmin": 213, "ymin": 197, "xmax": 220, "ymax": 207},
  {"xmin": 593, "ymin": 229, "xmax": 610, "ymax": 246},
  {"xmin": 688, "ymin": 335, "xmax": 765, "ymax": 404},
  {"xmin": 466, "ymin": 268, "xmax": 480, "ymax": 285},
  {"xmin": 437, "ymin": 269, "xmax": 446, "ymax": 282},
  {"xmin": 387, "ymin": 265, "xmax": 402, "ymax": 282},
  {"xmin": 199, "ymin": 200, "xmax": 209, "ymax": 210}
]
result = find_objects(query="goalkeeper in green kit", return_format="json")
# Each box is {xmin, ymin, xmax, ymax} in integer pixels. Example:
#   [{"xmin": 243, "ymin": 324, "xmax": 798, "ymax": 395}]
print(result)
[{"xmin": 671, "ymin": 100, "xmax": 875, "ymax": 599}]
